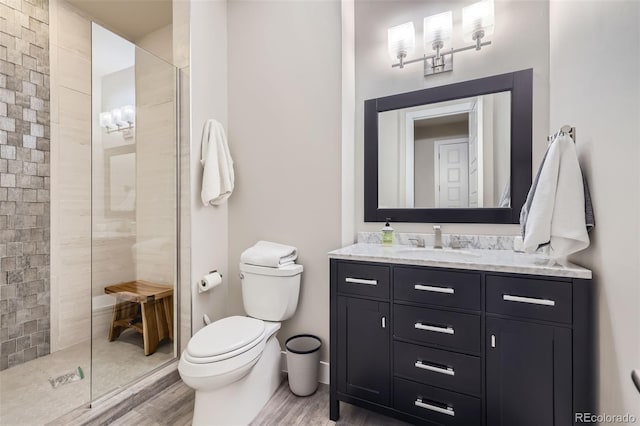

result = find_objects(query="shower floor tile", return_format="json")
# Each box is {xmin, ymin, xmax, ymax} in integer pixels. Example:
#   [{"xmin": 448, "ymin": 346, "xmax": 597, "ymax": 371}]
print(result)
[{"xmin": 0, "ymin": 331, "xmax": 173, "ymax": 426}]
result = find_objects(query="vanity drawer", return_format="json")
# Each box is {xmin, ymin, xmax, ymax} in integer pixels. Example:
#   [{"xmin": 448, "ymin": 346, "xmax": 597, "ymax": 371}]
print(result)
[
  {"xmin": 394, "ymin": 267, "xmax": 481, "ymax": 311},
  {"xmin": 486, "ymin": 275, "xmax": 572, "ymax": 324},
  {"xmin": 394, "ymin": 305, "xmax": 480, "ymax": 353},
  {"xmin": 394, "ymin": 378, "xmax": 481, "ymax": 426},
  {"xmin": 394, "ymin": 341, "xmax": 481, "ymax": 397},
  {"xmin": 337, "ymin": 262, "xmax": 390, "ymax": 299}
]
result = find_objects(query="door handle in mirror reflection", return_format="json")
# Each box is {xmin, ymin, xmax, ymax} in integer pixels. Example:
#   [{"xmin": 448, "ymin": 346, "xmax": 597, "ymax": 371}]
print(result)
[
  {"xmin": 415, "ymin": 399, "xmax": 455, "ymax": 417},
  {"xmin": 414, "ymin": 284, "xmax": 454, "ymax": 294},
  {"xmin": 415, "ymin": 360, "xmax": 455, "ymax": 376},
  {"xmin": 503, "ymin": 294, "xmax": 556, "ymax": 306},
  {"xmin": 415, "ymin": 322, "xmax": 455, "ymax": 335},
  {"xmin": 345, "ymin": 277, "xmax": 378, "ymax": 286}
]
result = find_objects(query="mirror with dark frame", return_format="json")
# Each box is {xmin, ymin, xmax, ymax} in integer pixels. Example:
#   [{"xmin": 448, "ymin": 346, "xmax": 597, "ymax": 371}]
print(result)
[{"xmin": 365, "ymin": 69, "xmax": 532, "ymax": 223}]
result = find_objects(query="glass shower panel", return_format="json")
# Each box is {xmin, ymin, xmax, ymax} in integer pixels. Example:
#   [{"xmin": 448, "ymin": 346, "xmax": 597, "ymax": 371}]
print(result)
[{"xmin": 91, "ymin": 24, "xmax": 178, "ymax": 401}]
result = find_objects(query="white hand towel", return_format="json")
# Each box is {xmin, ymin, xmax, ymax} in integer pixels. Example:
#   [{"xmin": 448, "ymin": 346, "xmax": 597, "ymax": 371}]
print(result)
[
  {"xmin": 521, "ymin": 134, "xmax": 589, "ymax": 257},
  {"xmin": 201, "ymin": 119, "xmax": 234, "ymax": 206},
  {"xmin": 241, "ymin": 241, "xmax": 298, "ymax": 268}
]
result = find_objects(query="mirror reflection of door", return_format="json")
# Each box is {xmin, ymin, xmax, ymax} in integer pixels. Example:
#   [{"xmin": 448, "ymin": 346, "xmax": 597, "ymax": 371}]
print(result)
[
  {"xmin": 413, "ymin": 111, "xmax": 470, "ymax": 208},
  {"xmin": 434, "ymin": 140, "xmax": 469, "ymax": 208}
]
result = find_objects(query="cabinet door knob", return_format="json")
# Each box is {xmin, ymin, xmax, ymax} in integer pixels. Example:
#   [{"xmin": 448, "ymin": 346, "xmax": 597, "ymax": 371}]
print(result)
[
  {"xmin": 381, "ymin": 316, "xmax": 386, "ymax": 329},
  {"xmin": 491, "ymin": 334, "xmax": 496, "ymax": 348}
]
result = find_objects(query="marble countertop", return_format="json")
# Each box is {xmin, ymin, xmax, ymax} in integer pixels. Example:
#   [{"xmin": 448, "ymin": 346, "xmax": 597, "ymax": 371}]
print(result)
[{"xmin": 328, "ymin": 243, "xmax": 592, "ymax": 279}]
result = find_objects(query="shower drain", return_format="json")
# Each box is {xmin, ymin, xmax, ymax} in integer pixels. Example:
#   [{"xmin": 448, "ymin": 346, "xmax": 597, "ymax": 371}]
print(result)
[{"xmin": 48, "ymin": 366, "xmax": 85, "ymax": 388}]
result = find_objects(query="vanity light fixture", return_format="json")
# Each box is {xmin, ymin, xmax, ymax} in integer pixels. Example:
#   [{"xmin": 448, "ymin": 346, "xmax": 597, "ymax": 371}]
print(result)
[
  {"xmin": 99, "ymin": 105, "xmax": 135, "ymax": 133},
  {"xmin": 389, "ymin": 0, "xmax": 494, "ymax": 77}
]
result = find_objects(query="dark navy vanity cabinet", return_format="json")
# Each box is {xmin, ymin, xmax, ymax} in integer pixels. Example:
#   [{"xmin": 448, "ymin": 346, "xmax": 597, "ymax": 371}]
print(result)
[{"xmin": 330, "ymin": 259, "xmax": 594, "ymax": 426}]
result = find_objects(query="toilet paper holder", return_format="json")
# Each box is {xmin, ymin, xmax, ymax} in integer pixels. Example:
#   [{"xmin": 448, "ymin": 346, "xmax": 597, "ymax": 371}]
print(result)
[
  {"xmin": 199, "ymin": 270, "xmax": 223, "ymax": 291},
  {"xmin": 208, "ymin": 269, "xmax": 222, "ymax": 278}
]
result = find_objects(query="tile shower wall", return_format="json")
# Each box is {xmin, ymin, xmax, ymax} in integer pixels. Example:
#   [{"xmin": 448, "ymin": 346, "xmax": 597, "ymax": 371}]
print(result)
[
  {"xmin": 49, "ymin": 0, "xmax": 91, "ymax": 352},
  {"xmin": 0, "ymin": 0, "xmax": 51, "ymax": 370}
]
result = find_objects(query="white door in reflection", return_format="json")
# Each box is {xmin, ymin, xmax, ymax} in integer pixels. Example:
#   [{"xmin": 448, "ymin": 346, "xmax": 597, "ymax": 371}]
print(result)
[{"xmin": 434, "ymin": 140, "xmax": 469, "ymax": 208}]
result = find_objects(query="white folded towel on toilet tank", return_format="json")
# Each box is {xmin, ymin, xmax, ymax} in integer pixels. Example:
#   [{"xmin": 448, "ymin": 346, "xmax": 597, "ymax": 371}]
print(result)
[
  {"xmin": 241, "ymin": 241, "xmax": 298, "ymax": 268},
  {"xmin": 201, "ymin": 119, "xmax": 234, "ymax": 206}
]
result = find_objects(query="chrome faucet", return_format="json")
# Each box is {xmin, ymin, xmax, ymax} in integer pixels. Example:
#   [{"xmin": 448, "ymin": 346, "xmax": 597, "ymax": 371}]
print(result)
[
  {"xmin": 433, "ymin": 225, "xmax": 443, "ymax": 249},
  {"xmin": 408, "ymin": 237, "xmax": 425, "ymax": 248}
]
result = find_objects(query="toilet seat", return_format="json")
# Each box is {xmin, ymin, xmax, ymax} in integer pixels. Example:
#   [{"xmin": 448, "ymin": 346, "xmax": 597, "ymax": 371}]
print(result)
[{"xmin": 184, "ymin": 316, "xmax": 266, "ymax": 364}]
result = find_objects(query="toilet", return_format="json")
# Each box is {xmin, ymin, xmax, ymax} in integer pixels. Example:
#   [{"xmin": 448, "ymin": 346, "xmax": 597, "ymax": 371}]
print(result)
[{"xmin": 179, "ymin": 262, "xmax": 304, "ymax": 426}]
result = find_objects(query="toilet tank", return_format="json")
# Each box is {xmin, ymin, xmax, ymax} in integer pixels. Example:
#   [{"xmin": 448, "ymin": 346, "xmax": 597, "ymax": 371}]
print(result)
[{"xmin": 239, "ymin": 263, "xmax": 303, "ymax": 321}]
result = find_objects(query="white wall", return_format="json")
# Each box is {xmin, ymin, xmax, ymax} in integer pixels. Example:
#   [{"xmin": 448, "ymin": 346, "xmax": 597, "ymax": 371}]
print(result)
[
  {"xmin": 354, "ymin": 0, "xmax": 549, "ymax": 237},
  {"xmin": 189, "ymin": 0, "xmax": 229, "ymax": 335},
  {"xmin": 549, "ymin": 0, "xmax": 640, "ymax": 418},
  {"xmin": 227, "ymin": 0, "xmax": 342, "ymax": 363}
]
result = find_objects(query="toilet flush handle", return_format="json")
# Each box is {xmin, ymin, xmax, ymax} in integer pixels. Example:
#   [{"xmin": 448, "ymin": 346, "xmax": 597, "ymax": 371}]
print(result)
[{"xmin": 239, "ymin": 273, "xmax": 245, "ymax": 280}]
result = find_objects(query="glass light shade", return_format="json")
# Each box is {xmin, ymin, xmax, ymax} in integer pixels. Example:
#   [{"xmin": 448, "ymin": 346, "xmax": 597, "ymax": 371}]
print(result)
[
  {"xmin": 111, "ymin": 108, "xmax": 124, "ymax": 126},
  {"xmin": 462, "ymin": 0, "xmax": 495, "ymax": 43},
  {"xmin": 121, "ymin": 105, "xmax": 135, "ymax": 124},
  {"xmin": 424, "ymin": 11, "xmax": 453, "ymax": 51},
  {"xmin": 99, "ymin": 111, "xmax": 113, "ymax": 128},
  {"xmin": 388, "ymin": 21, "xmax": 415, "ymax": 61}
]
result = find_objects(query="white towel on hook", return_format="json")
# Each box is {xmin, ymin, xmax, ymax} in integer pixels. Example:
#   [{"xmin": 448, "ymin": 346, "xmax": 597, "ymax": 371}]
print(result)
[
  {"xmin": 520, "ymin": 134, "xmax": 589, "ymax": 258},
  {"xmin": 201, "ymin": 119, "xmax": 234, "ymax": 206}
]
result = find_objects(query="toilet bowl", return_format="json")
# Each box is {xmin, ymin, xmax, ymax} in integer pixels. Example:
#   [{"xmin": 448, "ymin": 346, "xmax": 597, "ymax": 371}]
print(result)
[{"xmin": 179, "ymin": 262, "xmax": 303, "ymax": 426}]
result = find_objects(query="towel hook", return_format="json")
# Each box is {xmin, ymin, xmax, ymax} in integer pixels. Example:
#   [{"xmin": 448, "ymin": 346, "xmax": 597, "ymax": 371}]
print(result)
[{"xmin": 547, "ymin": 125, "xmax": 576, "ymax": 143}]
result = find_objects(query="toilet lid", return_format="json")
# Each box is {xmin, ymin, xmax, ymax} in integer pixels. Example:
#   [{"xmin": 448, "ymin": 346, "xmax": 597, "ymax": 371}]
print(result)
[{"xmin": 187, "ymin": 316, "xmax": 265, "ymax": 358}]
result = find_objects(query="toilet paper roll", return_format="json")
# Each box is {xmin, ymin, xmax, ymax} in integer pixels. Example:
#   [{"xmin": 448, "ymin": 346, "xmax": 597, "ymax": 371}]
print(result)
[{"xmin": 199, "ymin": 271, "xmax": 222, "ymax": 293}]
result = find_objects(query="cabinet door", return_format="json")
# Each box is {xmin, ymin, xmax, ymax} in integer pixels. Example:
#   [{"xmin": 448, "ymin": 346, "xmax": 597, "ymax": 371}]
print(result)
[
  {"xmin": 337, "ymin": 296, "xmax": 390, "ymax": 406},
  {"xmin": 486, "ymin": 317, "xmax": 572, "ymax": 426}
]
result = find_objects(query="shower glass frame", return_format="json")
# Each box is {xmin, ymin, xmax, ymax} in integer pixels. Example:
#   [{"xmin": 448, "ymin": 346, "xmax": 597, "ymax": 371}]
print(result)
[{"xmin": 90, "ymin": 22, "xmax": 181, "ymax": 405}]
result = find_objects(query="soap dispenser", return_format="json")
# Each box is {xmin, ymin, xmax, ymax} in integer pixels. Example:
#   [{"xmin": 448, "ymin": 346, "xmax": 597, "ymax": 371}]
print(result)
[{"xmin": 381, "ymin": 218, "xmax": 394, "ymax": 247}]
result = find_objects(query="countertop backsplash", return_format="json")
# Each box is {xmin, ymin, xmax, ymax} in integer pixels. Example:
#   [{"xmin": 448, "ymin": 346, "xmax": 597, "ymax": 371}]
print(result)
[{"xmin": 357, "ymin": 231, "xmax": 517, "ymax": 251}]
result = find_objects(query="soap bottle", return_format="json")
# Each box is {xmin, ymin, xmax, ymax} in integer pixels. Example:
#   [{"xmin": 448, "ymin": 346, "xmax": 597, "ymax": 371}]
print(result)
[{"xmin": 382, "ymin": 218, "xmax": 394, "ymax": 247}]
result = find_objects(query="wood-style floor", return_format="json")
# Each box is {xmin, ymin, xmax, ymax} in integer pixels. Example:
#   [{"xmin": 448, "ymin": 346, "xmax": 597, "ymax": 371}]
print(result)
[{"xmin": 111, "ymin": 379, "xmax": 410, "ymax": 426}]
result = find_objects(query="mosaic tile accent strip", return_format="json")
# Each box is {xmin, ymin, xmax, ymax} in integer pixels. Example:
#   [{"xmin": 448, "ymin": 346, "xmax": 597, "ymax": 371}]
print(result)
[{"xmin": 0, "ymin": 0, "xmax": 50, "ymax": 370}]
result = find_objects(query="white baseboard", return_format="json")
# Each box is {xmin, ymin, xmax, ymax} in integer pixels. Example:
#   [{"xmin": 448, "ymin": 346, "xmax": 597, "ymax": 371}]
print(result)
[{"xmin": 280, "ymin": 351, "xmax": 329, "ymax": 385}]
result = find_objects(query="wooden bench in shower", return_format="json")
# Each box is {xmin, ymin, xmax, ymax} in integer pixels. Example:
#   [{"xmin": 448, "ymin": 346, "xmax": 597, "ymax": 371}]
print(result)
[{"xmin": 104, "ymin": 280, "xmax": 174, "ymax": 356}]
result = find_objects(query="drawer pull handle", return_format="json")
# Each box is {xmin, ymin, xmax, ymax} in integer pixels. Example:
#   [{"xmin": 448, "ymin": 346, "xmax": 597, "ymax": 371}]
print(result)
[
  {"xmin": 415, "ymin": 322, "xmax": 455, "ymax": 335},
  {"xmin": 503, "ymin": 294, "xmax": 556, "ymax": 306},
  {"xmin": 345, "ymin": 277, "xmax": 378, "ymax": 286},
  {"xmin": 415, "ymin": 361, "xmax": 455, "ymax": 376},
  {"xmin": 414, "ymin": 284, "xmax": 454, "ymax": 294},
  {"xmin": 414, "ymin": 399, "xmax": 455, "ymax": 417}
]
